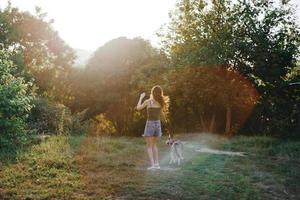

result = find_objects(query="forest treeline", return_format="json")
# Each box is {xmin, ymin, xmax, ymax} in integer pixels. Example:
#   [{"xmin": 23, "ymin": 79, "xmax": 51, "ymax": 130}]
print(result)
[{"xmin": 0, "ymin": 0, "xmax": 299, "ymax": 152}]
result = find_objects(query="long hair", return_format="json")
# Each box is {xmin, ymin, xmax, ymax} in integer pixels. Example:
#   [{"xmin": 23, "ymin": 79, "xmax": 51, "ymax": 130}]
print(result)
[{"xmin": 150, "ymin": 85, "xmax": 169, "ymax": 113}]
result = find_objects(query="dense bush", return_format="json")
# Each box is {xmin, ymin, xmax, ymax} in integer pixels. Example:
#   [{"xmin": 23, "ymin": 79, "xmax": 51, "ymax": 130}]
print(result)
[
  {"xmin": 0, "ymin": 50, "xmax": 33, "ymax": 149},
  {"xmin": 28, "ymin": 97, "xmax": 89, "ymax": 135},
  {"xmin": 88, "ymin": 114, "xmax": 117, "ymax": 136},
  {"xmin": 28, "ymin": 97, "xmax": 70, "ymax": 134},
  {"xmin": 69, "ymin": 109, "xmax": 90, "ymax": 135}
]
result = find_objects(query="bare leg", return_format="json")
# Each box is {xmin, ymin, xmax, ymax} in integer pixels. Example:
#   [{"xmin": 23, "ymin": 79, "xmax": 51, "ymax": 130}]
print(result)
[
  {"xmin": 151, "ymin": 137, "xmax": 159, "ymax": 165},
  {"xmin": 146, "ymin": 137, "xmax": 154, "ymax": 166}
]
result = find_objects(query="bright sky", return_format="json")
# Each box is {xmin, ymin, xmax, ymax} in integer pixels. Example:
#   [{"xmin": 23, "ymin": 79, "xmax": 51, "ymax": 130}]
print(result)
[
  {"xmin": 0, "ymin": 0, "xmax": 299, "ymax": 51},
  {"xmin": 0, "ymin": 0, "xmax": 176, "ymax": 51}
]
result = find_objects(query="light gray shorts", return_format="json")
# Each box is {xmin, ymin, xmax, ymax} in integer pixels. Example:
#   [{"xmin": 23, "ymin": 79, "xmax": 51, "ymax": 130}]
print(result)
[{"xmin": 143, "ymin": 120, "xmax": 162, "ymax": 137}]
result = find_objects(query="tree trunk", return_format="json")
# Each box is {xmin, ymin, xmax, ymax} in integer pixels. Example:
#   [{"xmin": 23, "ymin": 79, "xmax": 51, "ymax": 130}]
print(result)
[
  {"xmin": 200, "ymin": 115, "xmax": 206, "ymax": 132},
  {"xmin": 209, "ymin": 113, "xmax": 216, "ymax": 133},
  {"xmin": 225, "ymin": 106, "xmax": 231, "ymax": 134}
]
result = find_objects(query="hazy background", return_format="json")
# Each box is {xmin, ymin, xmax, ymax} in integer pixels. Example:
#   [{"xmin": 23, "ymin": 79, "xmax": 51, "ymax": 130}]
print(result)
[
  {"xmin": 1, "ymin": 0, "xmax": 299, "ymax": 66},
  {"xmin": 1, "ymin": 0, "xmax": 299, "ymax": 51}
]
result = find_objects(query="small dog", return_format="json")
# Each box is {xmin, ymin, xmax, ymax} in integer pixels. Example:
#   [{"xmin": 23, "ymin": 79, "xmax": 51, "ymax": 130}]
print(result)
[{"xmin": 166, "ymin": 134, "xmax": 184, "ymax": 165}]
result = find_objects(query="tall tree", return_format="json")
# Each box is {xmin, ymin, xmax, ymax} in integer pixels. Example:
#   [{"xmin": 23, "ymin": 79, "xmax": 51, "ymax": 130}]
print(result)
[
  {"xmin": 0, "ymin": 4, "xmax": 75, "ymax": 104},
  {"xmin": 159, "ymin": 0, "xmax": 300, "ymax": 134}
]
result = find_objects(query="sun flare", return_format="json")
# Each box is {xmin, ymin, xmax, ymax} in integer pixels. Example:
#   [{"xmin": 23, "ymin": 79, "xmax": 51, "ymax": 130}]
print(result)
[{"xmin": 0, "ymin": 0, "xmax": 176, "ymax": 50}]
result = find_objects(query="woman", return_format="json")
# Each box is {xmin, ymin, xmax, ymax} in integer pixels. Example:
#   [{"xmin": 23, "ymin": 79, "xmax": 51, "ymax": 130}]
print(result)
[{"xmin": 136, "ymin": 85, "xmax": 169, "ymax": 170}]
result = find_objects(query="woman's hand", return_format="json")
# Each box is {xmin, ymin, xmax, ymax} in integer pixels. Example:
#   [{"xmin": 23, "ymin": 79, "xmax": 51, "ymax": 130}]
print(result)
[
  {"xmin": 140, "ymin": 92, "xmax": 146, "ymax": 99},
  {"xmin": 136, "ymin": 92, "xmax": 147, "ymax": 110}
]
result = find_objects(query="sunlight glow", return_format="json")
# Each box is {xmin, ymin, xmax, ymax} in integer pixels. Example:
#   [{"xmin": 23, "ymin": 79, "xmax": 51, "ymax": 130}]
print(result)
[{"xmin": 0, "ymin": 0, "xmax": 176, "ymax": 51}]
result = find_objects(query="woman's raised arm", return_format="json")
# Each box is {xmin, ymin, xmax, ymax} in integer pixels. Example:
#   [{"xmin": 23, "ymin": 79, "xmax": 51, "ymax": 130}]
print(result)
[{"xmin": 136, "ymin": 92, "xmax": 148, "ymax": 110}]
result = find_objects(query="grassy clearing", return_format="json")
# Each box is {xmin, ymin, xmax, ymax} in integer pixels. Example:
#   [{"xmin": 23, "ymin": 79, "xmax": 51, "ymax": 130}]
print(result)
[
  {"xmin": 0, "ymin": 135, "xmax": 86, "ymax": 199},
  {"xmin": 0, "ymin": 133, "xmax": 299, "ymax": 199}
]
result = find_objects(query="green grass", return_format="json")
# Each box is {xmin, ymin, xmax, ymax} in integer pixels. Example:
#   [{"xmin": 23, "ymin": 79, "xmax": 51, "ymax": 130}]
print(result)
[
  {"xmin": 0, "ymin": 135, "xmax": 86, "ymax": 199},
  {"xmin": 0, "ymin": 133, "xmax": 299, "ymax": 199}
]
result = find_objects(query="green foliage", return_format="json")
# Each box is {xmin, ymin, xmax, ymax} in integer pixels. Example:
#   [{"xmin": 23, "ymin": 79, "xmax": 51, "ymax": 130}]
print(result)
[
  {"xmin": 0, "ymin": 49, "xmax": 33, "ymax": 149},
  {"xmin": 69, "ymin": 109, "xmax": 90, "ymax": 135},
  {"xmin": 28, "ymin": 97, "xmax": 89, "ymax": 135},
  {"xmin": 0, "ymin": 5, "xmax": 75, "ymax": 104},
  {"xmin": 159, "ymin": 0, "xmax": 300, "ymax": 135},
  {"xmin": 28, "ymin": 97, "xmax": 70, "ymax": 135},
  {"xmin": 160, "ymin": 0, "xmax": 236, "ymax": 66},
  {"xmin": 166, "ymin": 67, "xmax": 258, "ymax": 133},
  {"xmin": 89, "ymin": 114, "xmax": 117, "ymax": 135}
]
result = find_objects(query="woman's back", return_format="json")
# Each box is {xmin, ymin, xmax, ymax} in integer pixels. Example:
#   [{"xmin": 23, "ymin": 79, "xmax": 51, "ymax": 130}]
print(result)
[{"xmin": 147, "ymin": 99, "xmax": 161, "ymax": 121}]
